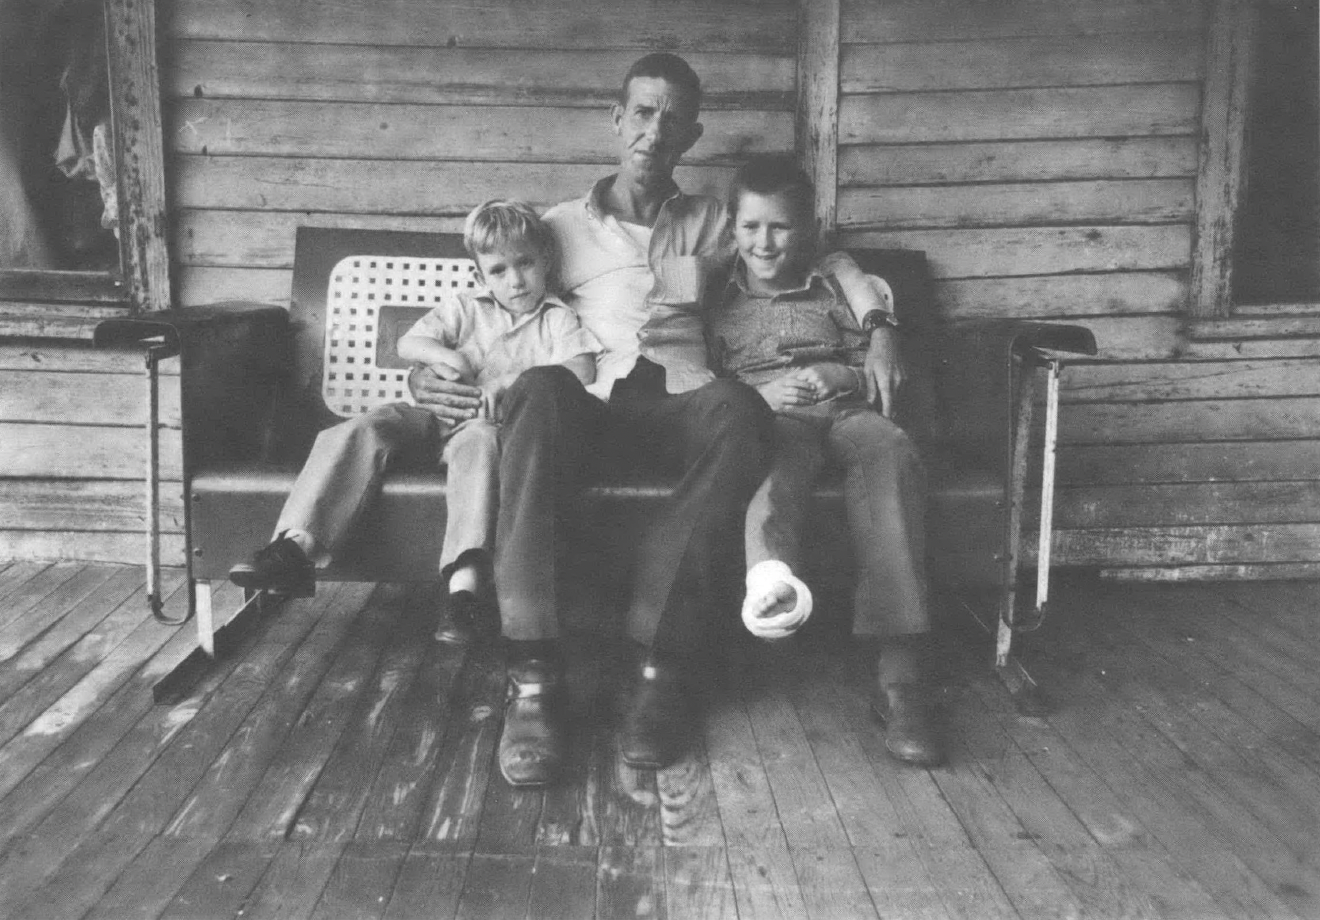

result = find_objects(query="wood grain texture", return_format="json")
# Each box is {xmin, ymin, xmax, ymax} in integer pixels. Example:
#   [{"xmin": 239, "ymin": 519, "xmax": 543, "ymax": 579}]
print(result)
[
  {"xmin": 168, "ymin": 99, "xmax": 792, "ymax": 163},
  {"xmin": 0, "ymin": 342, "xmax": 179, "ymax": 375},
  {"xmin": 797, "ymin": 0, "xmax": 841, "ymax": 236},
  {"xmin": 844, "ymin": 226, "xmax": 1191, "ymax": 279},
  {"xmin": 842, "ymin": 32, "xmax": 1202, "ymax": 93},
  {"xmin": 1190, "ymin": 0, "xmax": 1257, "ymax": 318},
  {"xmin": 106, "ymin": 0, "xmax": 172, "ymax": 311},
  {"xmin": 0, "ymin": 424, "xmax": 182, "ymax": 479},
  {"xmin": 839, "ymin": 85, "xmax": 1199, "ymax": 145},
  {"xmin": 0, "ymin": 480, "xmax": 183, "ymax": 534},
  {"xmin": 167, "ymin": 0, "xmax": 797, "ymax": 50},
  {"xmin": 837, "ymin": 179, "xmax": 1195, "ymax": 229},
  {"xmin": 841, "ymin": 0, "xmax": 1207, "ymax": 43},
  {"xmin": 171, "ymin": 41, "xmax": 794, "ymax": 109},
  {"xmin": 1058, "ymin": 439, "xmax": 1320, "ymax": 486},
  {"xmin": 839, "ymin": 138, "xmax": 1199, "ymax": 186},
  {"xmin": 1062, "ymin": 358, "xmax": 1320, "ymax": 403},
  {"xmin": 0, "ymin": 369, "xmax": 180, "ymax": 427},
  {"xmin": 170, "ymin": 156, "xmax": 735, "ymax": 214},
  {"xmin": 1060, "ymin": 396, "xmax": 1320, "ymax": 444},
  {"xmin": 1056, "ymin": 480, "xmax": 1320, "ymax": 529}
]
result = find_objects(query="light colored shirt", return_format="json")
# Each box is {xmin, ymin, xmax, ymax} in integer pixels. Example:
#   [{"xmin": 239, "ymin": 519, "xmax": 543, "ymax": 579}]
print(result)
[
  {"xmin": 402, "ymin": 289, "xmax": 601, "ymax": 388},
  {"xmin": 708, "ymin": 255, "xmax": 872, "ymax": 389},
  {"xmin": 544, "ymin": 176, "xmax": 730, "ymax": 400}
]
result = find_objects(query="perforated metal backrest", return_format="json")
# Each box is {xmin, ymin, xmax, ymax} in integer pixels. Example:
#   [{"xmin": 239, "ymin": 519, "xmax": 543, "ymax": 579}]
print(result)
[{"xmin": 321, "ymin": 253, "xmax": 478, "ymax": 417}]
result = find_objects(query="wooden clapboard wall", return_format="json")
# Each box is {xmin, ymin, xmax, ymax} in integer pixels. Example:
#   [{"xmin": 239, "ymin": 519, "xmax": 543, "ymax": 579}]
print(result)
[
  {"xmin": 161, "ymin": 0, "xmax": 797, "ymax": 306},
  {"xmin": 830, "ymin": 0, "xmax": 1309, "ymax": 580}
]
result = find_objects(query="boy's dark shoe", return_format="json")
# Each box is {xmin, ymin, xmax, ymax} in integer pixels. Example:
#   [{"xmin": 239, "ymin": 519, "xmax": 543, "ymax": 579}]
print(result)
[
  {"xmin": 434, "ymin": 591, "xmax": 499, "ymax": 645},
  {"xmin": 872, "ymin": 682, "xmax": 945, "ymax": 767},
  {"xmin": 620, "ymin": 662, "xmax": 691, "ymax": 768},
  {"xmin": 499, "ymin": 658, "xmax": 566, "ymax": 787},
  {"xmin": 228, "ymin": 535, "xmax": 315, "ymax": 597}
]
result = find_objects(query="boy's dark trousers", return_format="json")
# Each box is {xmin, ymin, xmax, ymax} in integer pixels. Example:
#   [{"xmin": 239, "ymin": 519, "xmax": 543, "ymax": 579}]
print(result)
[{"xmin": 494, "ymin": 360, "xmax": 773, "ymax": 652}]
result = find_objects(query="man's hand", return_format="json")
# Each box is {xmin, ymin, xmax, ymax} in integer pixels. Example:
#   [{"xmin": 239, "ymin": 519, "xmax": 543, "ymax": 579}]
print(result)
[
  {"xmin": 794, "ymin": 363, "xmax": 858, "ymax": 402},
  {"xmin": 477, "ymin": 380, "xmax": 507, "ymax": 421},
  {"xmin": 756, "ymin": 370, "xmax": 818, "ymax": 412},
  {"xmin": 408, "ymin": 364, "xmax": 482, "ymax": 427},
  {"xmin": 862, "ymin": 327, "xmax": 906, "ymax": 418}
]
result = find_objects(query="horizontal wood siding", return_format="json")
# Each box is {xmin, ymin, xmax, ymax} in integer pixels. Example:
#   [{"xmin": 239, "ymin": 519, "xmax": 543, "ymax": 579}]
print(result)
[
  {"xmin": 835, "ymin": 0, "xmax": 1320, "ymax": 576},
  {"xmin": 0, "ymin": 343, "xmax": 184, "ymax": 564},
  {"xmin": 166, "ymin": 0, "xmax": 797, "ymax": 307}
]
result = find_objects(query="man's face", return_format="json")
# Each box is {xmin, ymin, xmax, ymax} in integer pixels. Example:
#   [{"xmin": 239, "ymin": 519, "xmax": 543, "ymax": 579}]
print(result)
[
  {"xmin": 611, "ymin": 76, "xmax": 703, "ymax": 189},
  {"xmin": 474, "ymin": 242, "xmax": 551, "ymax": 316},
  {"xmin": 734, "ymin": 190, "xmax": 814, "ymax": 291}
]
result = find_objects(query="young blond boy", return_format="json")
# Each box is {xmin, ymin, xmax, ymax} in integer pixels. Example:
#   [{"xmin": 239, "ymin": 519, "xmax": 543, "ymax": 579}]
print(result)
[
  {"xmin": 707, "ymin": 155, "xmax": 942, "ymax": 766},
  {"xmin": 230, "ymin": 200, "xmax": 600, "ymax": 635}
]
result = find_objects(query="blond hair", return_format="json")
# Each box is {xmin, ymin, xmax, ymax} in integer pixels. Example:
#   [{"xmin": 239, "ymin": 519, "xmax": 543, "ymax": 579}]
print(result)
[{"xmin": 462, "ymin": 199, "xmax": 557, "ymax": 270}]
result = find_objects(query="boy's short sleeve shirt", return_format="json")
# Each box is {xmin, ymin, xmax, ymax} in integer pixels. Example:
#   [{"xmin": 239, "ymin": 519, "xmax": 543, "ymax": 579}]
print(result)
[
  {"xmin": 707, "ymin": 255, "xmax": 870, "ymax": 388},
  {"xmin": 403, "ymin": 290, "xmax": 601, "ymax": 387}
]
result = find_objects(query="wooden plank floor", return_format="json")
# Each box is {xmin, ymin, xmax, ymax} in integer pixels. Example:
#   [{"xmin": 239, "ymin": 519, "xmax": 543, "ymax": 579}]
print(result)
[{"xmin": 0, "ymin": 562, "xmax": 1319, "ymax": 919}]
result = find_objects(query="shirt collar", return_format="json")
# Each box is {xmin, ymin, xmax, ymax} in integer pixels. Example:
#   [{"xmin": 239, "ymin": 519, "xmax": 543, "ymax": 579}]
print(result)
[
  {"xmin": 726, "ymin": 255, "xmax": 833, "ymax": 298},
  {"xmin": 584, "ymin": 173, "xmax": 685, "ymax": 224},
  {"xmin": 471, "ymin": 287, "xmax": 568, "ymax": 321}
]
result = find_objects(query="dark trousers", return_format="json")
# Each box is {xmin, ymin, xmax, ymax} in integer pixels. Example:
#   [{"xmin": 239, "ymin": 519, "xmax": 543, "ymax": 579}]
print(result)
[{"xmin": 495, "ymin": 362, "xmax": 773, "ymax": 652}]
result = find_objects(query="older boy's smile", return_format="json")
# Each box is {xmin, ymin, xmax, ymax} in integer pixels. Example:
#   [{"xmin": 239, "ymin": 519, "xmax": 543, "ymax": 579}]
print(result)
[{"xmin": 733, "ymin": 190, "xmax": 812, "ymax": 294}]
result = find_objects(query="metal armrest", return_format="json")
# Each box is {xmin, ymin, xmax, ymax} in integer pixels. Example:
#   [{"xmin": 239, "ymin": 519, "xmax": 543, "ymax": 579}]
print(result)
[
  {"xmin": 931, "ymin": 319, "xmax": 1097, "ymax": 475},
  {"xmin": 94, "ymin": 302, "xmax": 290, "ymax": 630}
]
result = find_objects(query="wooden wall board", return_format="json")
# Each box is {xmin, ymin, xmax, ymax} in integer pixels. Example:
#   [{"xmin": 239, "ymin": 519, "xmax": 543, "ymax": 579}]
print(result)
[
  {"xmin": 1062, "ymin": 359, "xmax": 1320, "ymax": 403},
  {"xmin": 960, "ymin": 315, "xmax": 1183, "ymax": 361},
  {"xmin": 1060, "ymin": 397, "xmax": 1320, "ymax": 444},
  {"xmin": 1179, "ymin": 338, "xmax": 1320, "ymax": 360},
  {"xmin": 1057, "ymin": 440, "xmax": 1320, "ymax": 486},
  {"xmin": 0, "ymin": 371, "xmax": 180, "ymax": 427},
  {"xmin": 0, "ymin": 343, "xmax": 177, "ymax": 376},
  {"xmin": 922, "ymin": 273, "xmax": 1188, "ymax": 321},
  {"xmin": 168, "ymin": 100, "xmax": 793, "ymax": 164},
  {"xmin": 166, "ymin": 0, "xmax": 797, "ymax": 51},
  {"xmin": 1054, "ymin": 523, "xmax": 1320, "ymax": 566},
  {"xmin": 841, "ymin": 0, "xmax": 1207, "ymax": 43},
  {"xmin": 0, "ymin": 481, "xmax": 183, "ymax": 534},
  {"xmin": 170, "ymin": 42, "xmax": 795, "ymax": 110},
  {"xmin": 0, "ymin": 424, "xmax": 182, "ymax": 479},
  {"xmin": 1186, "ymin": 316, "xmax": 1320, "ymax": 341},
  {"xmin": 1055, "ymin": 481, "xmax": 1320, "ymax": 529},
  {"xmin": 839, "ymin": 86, "xmax": 1200, "ymax": 145},
  {"xmin": 169, "ymin": 156, "xmax": 736, "ymax": 214},
  {"xmin": 1100, "ymin": 562, "xmax": 1320, "ymax": 581},
  {"xmin": 841, "ymin": 33, "xmax": 1202, "ymax": 93},
  {"xmin": 0, "ymin": 532, "xmax": 185, "ymax": 566},
  {"xmin": 839, "ymin": 138, "xmax": 1198, "ymax": 187},
  {"xmin": 176, "ymin": 267, "xmax": 292, "ymax": 309},
  {"xmin": 837, "ymin": 179, "xmax": 1195, "ymax": 229},
  {"xmin": 844, "ymin": 227, "xmax": 1190, "ymax": 279},
  {"xmin": 174, "ymin": 210, "xmax": 464, "ymax": 270}
]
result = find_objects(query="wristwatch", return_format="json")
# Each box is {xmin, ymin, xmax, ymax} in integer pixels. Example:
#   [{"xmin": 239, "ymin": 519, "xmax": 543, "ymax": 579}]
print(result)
[{"xmin": 860, "ymin": 309, "xmax": 899, "ymax": 333}]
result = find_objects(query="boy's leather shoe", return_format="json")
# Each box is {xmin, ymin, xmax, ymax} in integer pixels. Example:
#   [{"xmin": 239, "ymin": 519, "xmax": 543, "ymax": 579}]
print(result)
[
  {"xmin": 434, "ymin": 591, "xmax": 499, "ymax": 645},
  {"xmin": 498, "ymin": 659, "xmax": 566, "ymax": 787},
  {"xmin": 228, "ymin": 534, "xmax": 315, "ymax": 597},
  {"xmin": 873, "ymin": 682, "xmax": 945, "ymax": 767},
  {"xmin": 620, "ymin": 662, "xmax": 690, "ymax": 769}
]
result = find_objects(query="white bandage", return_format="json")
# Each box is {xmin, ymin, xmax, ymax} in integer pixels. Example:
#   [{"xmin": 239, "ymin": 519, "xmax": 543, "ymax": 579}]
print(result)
[{"xmin": 742, "ymin": 560, "xmax": 813, "ymax": 640}]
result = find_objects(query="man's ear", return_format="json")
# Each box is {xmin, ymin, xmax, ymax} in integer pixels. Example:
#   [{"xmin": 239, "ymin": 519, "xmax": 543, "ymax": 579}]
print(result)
[
  {"xmin": 679, "ymin": 120, "xmax": 704, "ymax": 155},
  {"xmin": 610, "ymin": 101, "xmax": 625, "ymax": 135}
]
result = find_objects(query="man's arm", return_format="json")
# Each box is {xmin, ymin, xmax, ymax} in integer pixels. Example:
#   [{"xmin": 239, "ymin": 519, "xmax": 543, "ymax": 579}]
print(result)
[{"xmin": 820, "ymin": 252, "xmax": 905, "ymax": 419}]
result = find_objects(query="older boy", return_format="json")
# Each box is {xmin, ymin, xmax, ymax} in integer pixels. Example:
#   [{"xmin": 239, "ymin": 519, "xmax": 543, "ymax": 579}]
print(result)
[{"xmin": 710, "ymin": 155, "xmax": 942, "ymax": 766}]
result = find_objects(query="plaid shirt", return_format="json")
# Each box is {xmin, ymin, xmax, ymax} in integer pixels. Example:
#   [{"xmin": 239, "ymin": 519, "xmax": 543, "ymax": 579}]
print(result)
[{"xmin": 707, "ymin": 256, "xmax": 870, "ymax": 389}]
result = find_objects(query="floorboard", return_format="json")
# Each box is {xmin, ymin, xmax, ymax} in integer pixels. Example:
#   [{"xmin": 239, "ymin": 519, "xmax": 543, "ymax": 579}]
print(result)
[{"xmin": 0, "ymin": 565, "xmax": 1317, "ymax": 919}]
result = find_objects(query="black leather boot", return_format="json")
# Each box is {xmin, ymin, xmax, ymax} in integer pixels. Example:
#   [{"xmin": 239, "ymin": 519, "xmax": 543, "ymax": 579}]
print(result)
[
  {"xmin": 873, "ymin": 682, "xmax": 945, "ymax": 767},
  {"xmin": 619, "ymin": 661, "xmax": 691, "ymax": 769},
  {"xmin": 498, "ymin": 658, "xmax": 566, "ymax": 786}
]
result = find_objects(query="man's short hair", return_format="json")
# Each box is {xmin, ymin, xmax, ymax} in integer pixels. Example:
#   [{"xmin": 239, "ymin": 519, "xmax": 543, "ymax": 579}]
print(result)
[
  {"xmin": 621, "ymin": 52, "xmax": 702, "ymax": 117},
  {"xmin": 729, "ymin": 154, "xmax": 815, "ymax": 222},
  {"xmin": 462, "ymin": 199, "xmax": 557, "ymax": 268}
]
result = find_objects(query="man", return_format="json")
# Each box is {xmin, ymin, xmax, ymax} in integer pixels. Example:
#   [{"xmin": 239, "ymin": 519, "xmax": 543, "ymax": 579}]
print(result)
[{"xmin": 409, "ymin": 53, "xmax": 913, "ymax": 784}]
